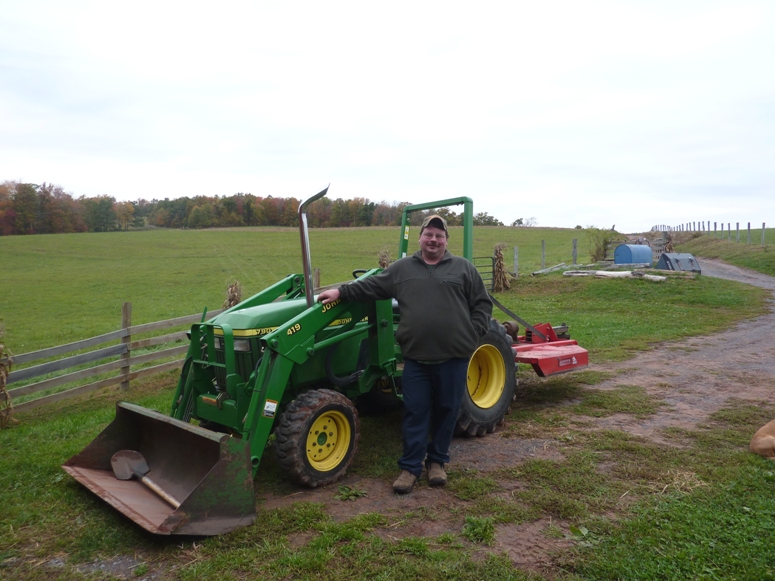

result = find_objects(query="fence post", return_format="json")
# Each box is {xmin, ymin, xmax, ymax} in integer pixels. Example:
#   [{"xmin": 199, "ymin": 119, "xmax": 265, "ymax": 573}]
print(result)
[
  {"xmin": 763, "ymin": 223, "xmax": 766, "ymax": 247},
  {"xmin": 727, "ymin": 223, "xmax": 731, "ymax": 240},
  {"xmin": 748, "ymin": 222, "xmax": 751, "ymax": 245},
  {"xmin": 513, "ymin": 246, "xmax": 519, "ymax": 277},
  {"xmin": 736, "ymin": 222, "xmax": 740, "ymax": 243},
  {"xmin": 120, "ymin": 302, "xmax": 132, "ymax": 391},
  {"xmin": 572, "ymin": 238, "xmax": 577, "ymax": 265},
  {"xmin": 313, "ymin": 268, "xmax": 321, "ymax": 289},
  {"xmin": 541, "ymin": 240, "xmax": 546, "ymax": 269}
]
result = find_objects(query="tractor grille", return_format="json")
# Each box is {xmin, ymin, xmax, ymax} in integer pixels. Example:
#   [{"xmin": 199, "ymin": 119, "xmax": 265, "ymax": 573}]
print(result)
[{"xmin": 213, "ymin": 344, "xmax": 259, "ymax": 390}]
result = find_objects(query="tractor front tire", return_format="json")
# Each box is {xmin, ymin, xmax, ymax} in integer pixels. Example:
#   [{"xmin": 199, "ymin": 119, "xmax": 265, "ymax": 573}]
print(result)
[
  {"xmin": 456, "ymin": 319, "xmax": 517, "ymax": 436},
  {"xmin": 275, "ymin": 389, "xmax": 360, "ymax": 488}
]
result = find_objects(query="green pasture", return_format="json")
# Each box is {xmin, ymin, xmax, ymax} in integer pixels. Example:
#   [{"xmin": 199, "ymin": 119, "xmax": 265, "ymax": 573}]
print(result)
[
  {"xmin": 0, "ymin": 225, "xmax": 586, "ymax": 354},
  {"xmin": 2, "ymin": 225, "xmax": 775, "ymax": 580}
]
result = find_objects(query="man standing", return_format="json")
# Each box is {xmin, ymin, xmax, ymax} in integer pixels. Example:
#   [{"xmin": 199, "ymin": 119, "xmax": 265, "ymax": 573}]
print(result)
[{"xmin": 317, "ymin": 214, "xmax": 492, "ymax": 493}]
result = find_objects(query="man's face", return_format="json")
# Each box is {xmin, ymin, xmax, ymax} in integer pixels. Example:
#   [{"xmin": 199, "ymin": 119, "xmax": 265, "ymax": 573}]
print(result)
[{"xmin": 419, "ymin": 226, "xmax": 448, "ymax": 262}]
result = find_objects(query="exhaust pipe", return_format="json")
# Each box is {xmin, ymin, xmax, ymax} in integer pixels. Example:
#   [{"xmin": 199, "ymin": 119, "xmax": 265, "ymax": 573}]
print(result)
[{"xmin": 298, "ymin": 185, "xmax": 329, "ymax": 308}]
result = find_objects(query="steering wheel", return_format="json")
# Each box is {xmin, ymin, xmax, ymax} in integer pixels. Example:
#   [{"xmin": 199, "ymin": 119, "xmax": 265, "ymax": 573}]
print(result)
[{"xmin": 352, "ymin": 269, "xmax": 369, "ymax": 279}]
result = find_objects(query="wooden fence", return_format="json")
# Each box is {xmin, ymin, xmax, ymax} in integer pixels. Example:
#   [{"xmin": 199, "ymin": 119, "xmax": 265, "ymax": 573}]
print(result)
[
  {"xmin": 512, "ymin": 238, "xmax": 582, "ymax": 275},
  {"xmin": 1, "ymin": 304, "xmax": 224, "ymax": 413}
]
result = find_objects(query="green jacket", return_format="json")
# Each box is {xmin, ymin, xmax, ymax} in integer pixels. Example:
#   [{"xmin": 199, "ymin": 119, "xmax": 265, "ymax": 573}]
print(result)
[{"xmin": 338, "ymin": 250, "xmax": 492, "ymax": 361}]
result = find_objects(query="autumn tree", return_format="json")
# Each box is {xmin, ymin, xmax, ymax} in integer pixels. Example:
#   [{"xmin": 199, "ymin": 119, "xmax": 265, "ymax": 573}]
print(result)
[
  {"xmin": 12, "ymin": 183, "xmax": 38, "ymax": 234},
  {"xmin": 82, "ymin": 196, "xmax": 117, "ymax": 231},
  {"xmin": 0, "ymin": 182, "xmax": 16, "ymax": 235},
  {"xmin": 473, "ymin": 212, "xmax": 503, "ymax": 226},
  {"xmin": 0, "ymin": 184, "xmax": 507, "ymax": 233},
  {"xmin": 281, "ymin": 197, "xmax": 300, "ymax": 227},
  {"xmin": 114, "ymin": 201, "xmax": 135, "ymax": 230},
  {"xmin": 187, "ymin": 204, "xmax": 214, "ymax": 228}
]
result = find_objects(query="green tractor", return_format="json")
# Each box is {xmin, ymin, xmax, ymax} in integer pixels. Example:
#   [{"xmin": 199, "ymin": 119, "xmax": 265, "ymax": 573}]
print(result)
[{"xmin": 63, "ymin": 188, "xmax": 518, "ymax": 535}]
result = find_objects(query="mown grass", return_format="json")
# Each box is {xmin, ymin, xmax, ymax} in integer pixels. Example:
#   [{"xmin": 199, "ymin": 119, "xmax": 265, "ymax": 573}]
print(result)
[
  {"xmin": 677, "ymin": 227, "xmax": 775, "ymax": 277},
  {"xmin": 2, "ymin": 225, "xmax": 775, "ymax": 579}
]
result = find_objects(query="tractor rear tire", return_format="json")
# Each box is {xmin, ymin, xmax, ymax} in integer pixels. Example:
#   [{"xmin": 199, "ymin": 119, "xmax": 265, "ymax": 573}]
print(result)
[
  {"xmin": 456, "ymin": 319, "xmax": 516, "ymax": 436},
  {"xmin": 275, "ymin": 389, "xmax": 360, "ymax": 488}
]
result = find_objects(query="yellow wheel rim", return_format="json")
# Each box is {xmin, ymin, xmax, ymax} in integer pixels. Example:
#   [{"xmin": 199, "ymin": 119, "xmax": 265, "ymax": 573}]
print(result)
[
  {"xmin": 467, "ymin": 344, "xmax": 506, "ymax": 409},
  {"xmin": 305, "ymin": 410, "xmax": 352, "ymax": 472}
]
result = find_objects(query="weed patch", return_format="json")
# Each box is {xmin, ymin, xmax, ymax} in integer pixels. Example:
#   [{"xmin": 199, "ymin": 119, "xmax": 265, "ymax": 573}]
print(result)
[
  {"xmin": 447, "ymin": 469, "xmax": 499, "ymax": 501},
  {"xmin": 462, "ymin": 516, "xmax": 496, "ymax": 545}
]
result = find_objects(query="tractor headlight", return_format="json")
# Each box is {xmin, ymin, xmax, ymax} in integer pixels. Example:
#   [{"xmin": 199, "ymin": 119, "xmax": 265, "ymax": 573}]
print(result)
[
  {"xmin": 233, "ymin": 339, "xmax": 252, "ymax": 352},
  {"xmin": 213, "ymin": 337, "xmax": 251, "ymax": 352}
]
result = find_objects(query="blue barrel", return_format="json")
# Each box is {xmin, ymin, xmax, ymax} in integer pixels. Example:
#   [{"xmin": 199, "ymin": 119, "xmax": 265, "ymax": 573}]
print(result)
[{"xmin": 614, "ymin": 244, "xmax": 652, "ymax": 265}]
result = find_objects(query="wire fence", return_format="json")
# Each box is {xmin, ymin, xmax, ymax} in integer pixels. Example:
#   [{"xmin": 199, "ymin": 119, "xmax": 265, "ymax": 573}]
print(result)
[{"xmin": 652, "ymin": 221, "xmax": 768, "ymax": 246}]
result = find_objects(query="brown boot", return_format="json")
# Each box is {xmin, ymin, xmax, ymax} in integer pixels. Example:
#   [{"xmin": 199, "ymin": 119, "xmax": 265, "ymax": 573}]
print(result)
[
  {"xmin": 427, "ymin": 463, "xmax": 447, "ymax": 486},
  {"xmin": 393, "ymin": 470, "xmax": 417, "ymax": 494}
]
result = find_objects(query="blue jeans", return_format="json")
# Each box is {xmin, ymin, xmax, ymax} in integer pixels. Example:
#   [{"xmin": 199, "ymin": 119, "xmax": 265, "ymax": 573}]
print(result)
[{"xmin": 398, "ymin": 357, "xmax": 469, "ymax": 477}]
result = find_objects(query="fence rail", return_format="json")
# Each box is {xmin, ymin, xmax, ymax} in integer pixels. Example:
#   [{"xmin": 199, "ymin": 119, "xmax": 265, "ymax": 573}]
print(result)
[{"xmin": 1, "ymin": 305, "xmax": 224, "ymax": 413}]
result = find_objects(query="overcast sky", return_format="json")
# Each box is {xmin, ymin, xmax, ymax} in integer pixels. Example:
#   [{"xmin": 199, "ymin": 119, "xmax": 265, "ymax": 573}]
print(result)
[{"xmin": 1, "ymin": 1, "xmax": 773, "ymax": 232}]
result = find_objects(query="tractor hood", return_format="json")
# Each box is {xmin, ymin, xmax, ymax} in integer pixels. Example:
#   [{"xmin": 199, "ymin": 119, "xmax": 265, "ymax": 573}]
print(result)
[{"xmin": 209, "ymin": 298, "xmax": 309, "ymax": 336}]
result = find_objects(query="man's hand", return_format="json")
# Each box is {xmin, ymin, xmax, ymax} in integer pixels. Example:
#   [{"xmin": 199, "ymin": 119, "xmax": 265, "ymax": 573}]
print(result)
[{"xmin": 317, "ymin": 288, "xmax": 341, "ymax": 304}]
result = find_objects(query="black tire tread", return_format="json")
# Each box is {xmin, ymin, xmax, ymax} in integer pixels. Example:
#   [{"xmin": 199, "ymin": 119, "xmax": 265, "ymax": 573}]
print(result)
[
  {"xmin": 456, "ymin": 319, "xmax": 517, "ymax": 437},
  {"xmin": 275, "ymin": 389, "xmax": 360, "ymax": 488}
]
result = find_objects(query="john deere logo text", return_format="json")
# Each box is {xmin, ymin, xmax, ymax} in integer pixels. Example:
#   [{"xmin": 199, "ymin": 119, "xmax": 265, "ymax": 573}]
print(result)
[{"xmin": 321, "ymin": 299, "xmax": 340, "ymax": 313}]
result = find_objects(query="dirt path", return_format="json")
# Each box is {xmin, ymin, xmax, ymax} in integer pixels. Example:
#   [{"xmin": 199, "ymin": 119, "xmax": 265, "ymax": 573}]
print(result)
[
  {"xmin": 261, "ymin": 258, "xmax": 775, "ymax": 574},
  {"xmin": 587, "ymin": 259, "xmax": 775, "ymax": 440}
]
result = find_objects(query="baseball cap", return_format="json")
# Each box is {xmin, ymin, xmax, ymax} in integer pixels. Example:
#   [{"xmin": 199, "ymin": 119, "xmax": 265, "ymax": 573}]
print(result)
[{"xmin": 420, "ymin": 214, "xmax": 448, "ymax": 233}]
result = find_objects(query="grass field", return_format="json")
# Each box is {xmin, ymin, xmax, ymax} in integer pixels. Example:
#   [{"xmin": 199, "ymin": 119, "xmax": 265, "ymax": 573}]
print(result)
[
  {"xmin": 1, "ymin": 225, "xmax": 587, "ymax": 354},
  {"xmin": 2, "ymin": 224, "xmax": 775, "ymax": 580}
]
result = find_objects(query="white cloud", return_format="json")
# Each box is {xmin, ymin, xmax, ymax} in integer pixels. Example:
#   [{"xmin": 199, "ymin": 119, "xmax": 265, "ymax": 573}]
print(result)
[{"xmin": 1, "ymin": 0, "xmax": 773, "ymax": 231}]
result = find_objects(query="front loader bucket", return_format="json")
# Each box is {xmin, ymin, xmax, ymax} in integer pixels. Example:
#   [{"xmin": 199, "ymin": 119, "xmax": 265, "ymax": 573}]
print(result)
[{"xmin": 63, "ymin": 402, "xmax": 255, "ymax": 536}]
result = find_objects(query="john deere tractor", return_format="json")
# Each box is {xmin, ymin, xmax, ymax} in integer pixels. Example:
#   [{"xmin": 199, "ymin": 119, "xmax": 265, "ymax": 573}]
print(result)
[{"xmin": 63, "ymin": 188, "xmax": 518, "ymax": 535}]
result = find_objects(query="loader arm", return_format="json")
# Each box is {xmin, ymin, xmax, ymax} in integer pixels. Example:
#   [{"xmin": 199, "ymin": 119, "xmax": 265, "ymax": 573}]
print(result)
[{"xmin": 172, "ymin": 268, "xmax": 397, "ymax": 476}]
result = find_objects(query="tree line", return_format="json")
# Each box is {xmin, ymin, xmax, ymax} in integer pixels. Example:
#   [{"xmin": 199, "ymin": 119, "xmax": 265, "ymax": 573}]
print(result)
[{"xmin": 0, "ymin": 180, "xmax": 508, "ymax": 235}]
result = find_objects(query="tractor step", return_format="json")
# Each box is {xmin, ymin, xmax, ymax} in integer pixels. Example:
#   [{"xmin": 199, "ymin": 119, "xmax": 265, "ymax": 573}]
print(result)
[{"xmin": 63, "ymin": 402, "xmax": 255, "ymax": 535}]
